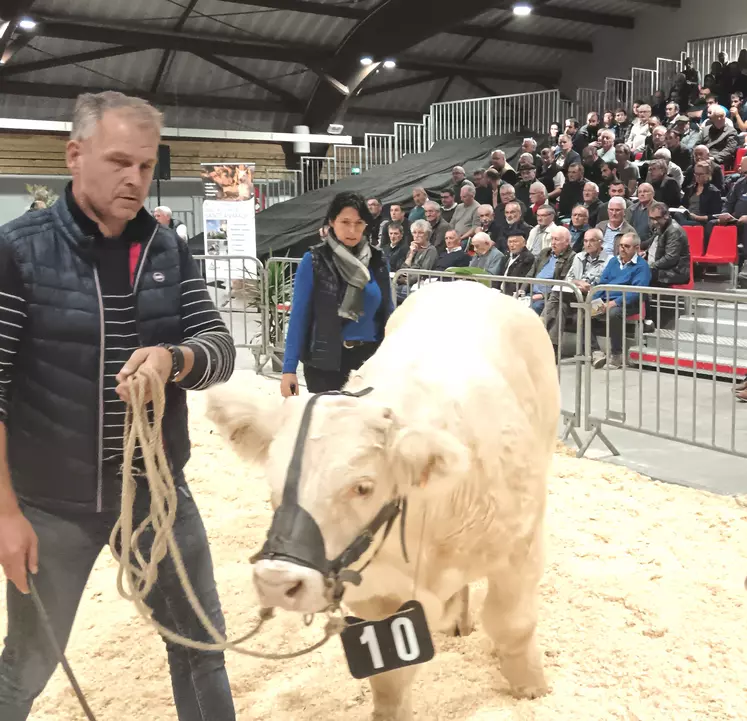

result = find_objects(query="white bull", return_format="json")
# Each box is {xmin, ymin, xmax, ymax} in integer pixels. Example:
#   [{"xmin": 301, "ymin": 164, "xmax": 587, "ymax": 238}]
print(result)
[{"xmin": 206, "ymin": 280, "xmax": 560, "ymax": 720}]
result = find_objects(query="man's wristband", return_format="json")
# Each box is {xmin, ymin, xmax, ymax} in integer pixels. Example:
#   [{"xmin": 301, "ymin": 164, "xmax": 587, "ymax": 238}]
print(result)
[{"xmin": 157, "ymin": 343, "xmax": 185, "ymax": 382}]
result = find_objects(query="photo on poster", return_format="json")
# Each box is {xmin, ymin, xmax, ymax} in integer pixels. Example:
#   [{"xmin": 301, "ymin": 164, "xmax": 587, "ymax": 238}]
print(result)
[
  {"xmin": 206, "ymin": 218, "xmax": 228, "ymax": 241},
  {"xmin": 200, "ymin": 163, "xmax": 255, "ymax": 202}
]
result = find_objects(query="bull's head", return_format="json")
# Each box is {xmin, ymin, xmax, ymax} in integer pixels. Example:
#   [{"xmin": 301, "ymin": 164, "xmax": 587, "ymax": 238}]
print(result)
[{"xmin": 205, "ymin": 380, "xmax": 469, "ymax": 615}]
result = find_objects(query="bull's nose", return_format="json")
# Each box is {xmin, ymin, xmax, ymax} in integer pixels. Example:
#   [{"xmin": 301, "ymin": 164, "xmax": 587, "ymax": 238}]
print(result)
[{"xmin": 253, "ymin": 560, "xmax": 328, "ymax": 613}]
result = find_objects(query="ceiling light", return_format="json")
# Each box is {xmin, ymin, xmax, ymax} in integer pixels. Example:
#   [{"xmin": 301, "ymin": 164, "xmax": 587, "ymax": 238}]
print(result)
[
  {"xmin": 513, "ymin": 3, "xmax": 532, "ymax": 15},
  {"xmin": 360, "ymin": 56, "xmax": 373, "ymax": 66},
  {"xmin": 0, "ymin": 22, "xmax": 9, "ymax": 37},
  {"xmin": 19, "ymin": 18, "xmax": 37, "ymax": 30},
  {"xmin": 383, "ymin": 59, "xmax": 396, "ymax": 69}
]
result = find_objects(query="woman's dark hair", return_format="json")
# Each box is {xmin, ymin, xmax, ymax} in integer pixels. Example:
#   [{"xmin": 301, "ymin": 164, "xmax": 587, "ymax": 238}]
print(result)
[{"xmin": 325, "ymin": 191, "xmax": 374, "ymax": 226}]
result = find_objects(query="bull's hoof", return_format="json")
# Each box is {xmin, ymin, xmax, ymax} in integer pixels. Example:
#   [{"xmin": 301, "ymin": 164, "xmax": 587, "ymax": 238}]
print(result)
[
  {"xmin": 445, "ymin": 616, "xmax": 474, "ymax": 637},
  {"xmin": 509, "ymin": 683, "xmax": 550, "ymax": 700}
]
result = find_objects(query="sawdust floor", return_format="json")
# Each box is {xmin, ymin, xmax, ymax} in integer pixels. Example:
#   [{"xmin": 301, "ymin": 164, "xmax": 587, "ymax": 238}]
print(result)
[{"xmin": 8, "ymin": 384, "xmax": 747, "ymax": 721}]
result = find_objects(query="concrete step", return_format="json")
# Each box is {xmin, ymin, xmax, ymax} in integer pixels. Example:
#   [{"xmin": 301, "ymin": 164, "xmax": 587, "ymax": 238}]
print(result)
[
  {"xmin": 642, "ymin": 329, "xmax": 747, "ymax": 360},
  {"xmin": 628, "ymin": 346, "xmax": 747, "ymax": 379},
  {"xmin": 675, "ymin": 316, "xmax": 747, "ymax": 338},
  {"xmin": 691, "ymin": 299, "xmax": 747, "ymax": 321}
]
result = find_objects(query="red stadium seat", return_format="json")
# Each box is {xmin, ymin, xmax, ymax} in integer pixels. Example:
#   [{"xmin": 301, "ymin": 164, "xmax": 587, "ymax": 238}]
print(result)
[
  {"xmin": 634, "ymin": 152, "xmax": 643, "ymax": 161},
  {"xmin": 734, "ymin": 147, "xmax": 747, "ymax": 172},
  {"xmin": 684, "ymin": 225, "xmax": 704, "ymax": 261},
  {"xmin": 700, "ymin": 225, "xmax": 738, "ymax": 265},
  {"xmin": 672, "ymin": 253, "xmax": 695, "ymax": 290}
]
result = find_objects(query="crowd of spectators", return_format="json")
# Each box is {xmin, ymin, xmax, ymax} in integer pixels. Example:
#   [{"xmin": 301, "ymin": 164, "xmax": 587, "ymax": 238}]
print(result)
[{"xmin": 354, "ymin": 49, "xmax": 747, "ymax": 373}]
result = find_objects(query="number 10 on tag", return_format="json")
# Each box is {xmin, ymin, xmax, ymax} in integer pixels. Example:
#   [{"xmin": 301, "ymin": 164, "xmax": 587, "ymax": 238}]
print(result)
[{"xmin": 340, "ymin": 600, "xmax": 435, "ymax": 679}]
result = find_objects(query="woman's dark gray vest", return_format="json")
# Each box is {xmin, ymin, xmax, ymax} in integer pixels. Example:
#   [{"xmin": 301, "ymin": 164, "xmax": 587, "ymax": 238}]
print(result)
[
  {"xmin": 1, "ymin": 199, "xmax": 191, "ymax": 514},
  {"xmin": 302, "ymin": 244, "xmax": 390, "ymax": 372}
]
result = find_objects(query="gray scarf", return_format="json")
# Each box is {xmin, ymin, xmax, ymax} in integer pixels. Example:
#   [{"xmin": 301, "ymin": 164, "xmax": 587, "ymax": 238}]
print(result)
[{"xmin": 325, "ymin": 232, "xmax": 372, "ymax": 321}]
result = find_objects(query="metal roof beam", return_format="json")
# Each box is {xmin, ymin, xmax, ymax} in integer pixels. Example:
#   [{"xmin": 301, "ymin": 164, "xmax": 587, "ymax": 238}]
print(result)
[
  {"xmin": 451, "ymin": 25, "xmax": 592, "ymax": 52},
  {"xmin": 150, "ymin": 0, "xmax": 199, "ymax": 93},
  {"xmin": 357, "ymin": 73, "xmax": 445, "ymax": 97},
  {"xmin": 0, "ymin": 79, "xmax": 423, "ymax": 121},
  {"xmin": 0, "ymin": 46, "xmax": 139, "ymax": 76},
  {"xmin": 508, "ymin": 4, "xmax": 634, "ymax": 29},
  {"xmin": 397, "ymin": 56, "xmax": 559, "ymax": 86},
  {"xmin": 214, "ymin": 0, "xmax": 365, "ymax": 19}
]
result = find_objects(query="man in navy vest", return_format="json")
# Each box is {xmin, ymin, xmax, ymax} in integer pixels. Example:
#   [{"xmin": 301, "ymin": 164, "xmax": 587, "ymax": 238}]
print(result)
[{"xmin": 0, "ymin": 91, "xmax": 236, "ymax": 719}]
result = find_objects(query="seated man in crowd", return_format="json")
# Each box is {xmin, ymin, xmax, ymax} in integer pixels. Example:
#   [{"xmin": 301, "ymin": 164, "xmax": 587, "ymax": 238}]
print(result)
[
  {"xmin": 451, "ymin": 184, "xmax": 481, "ymax": 245},
  {"xmin": 496, "ymin": 201, "xmax": 532, "ymax": 253},
  {"xmin": 597, "ymin": 160, "xmax": 619, "ymax": 202},
  {"xmin": 714, "ymin": 153, "xmax": 747, "ymax": 264},
  {"xmin": 433, "ymin": 229, "xmax": 471, "ymax": 271},
  {"xmin": 591, "ymin": 232, "xmax": 652, "ymax": 370},
  {"xmin": 378, "ymin": 202, "xmax": 410, "ymax": 246},
  {"xmin": 627, "ymin": 103, "xmax": 652, "ymax": 152},
  {"xmin": 539, "ymin": 147, "xmax": 566, "ymax": 202},
  {"xmin": 665, "ymin": 129, "xmax": 693, "ymax": 172},
  {"xmin": 581, "ymin": 145, "xmax": 603, "ymax": 184},
  {"xmin": 683, "ymin": 144, "xmax": 725, "ymax": 191},
  {"xmin": 647, "ymin": 202, "xmax": 691, "ymax": 288},
  {"xmin": 596, "ymin": 179, "xmax": 631, "ymax": 223},
  {"xmin": 522, "ymin": 137, "xmax": 542, "ymax": 168},
  {"xmin": 440, "ymin": 188, "xmax": 459, "ymax": 223},
  {"xmin": 424, "ymin": 200, "xmax": 452, "ymax": 254},
  {"xmin": 514, "ymin": 164, "xmax": 535, "ymax": 207},
  {"xmin": 628, "ymin": 182, "xmax": 655, "ymax": 251},
  {"xmin": 527, "ymin": 204, "xmax": 559, "ymax": 256},
  {"xmin": 653, "ymin": 147, "xmax": 684, "ymax": 187},
  {"xmin": 525, "ymin": 226, "xmax": 575, "ymax": 315},
  {"xmin": 496, "ymin": 233, "xmax": 535, "ymax": 296},
  {"xmin": 451, "ymin": 166, "xmax": 474, "ymax": 199},
  {"xmin": 367, "ymin": 198, "xmax": 384, "ymax": 244},
  {"xmin": 545, "ymin": 227, "xmax": 612, "ymax": 355},
  {"xmin": 597, "ymin": 196, "xmax": 639, "ymax": 255},
  {"xmin": 396, "ymin": 219, "xmax": 438, "ymax": 302},
  {"xmin": 557, "ymin": 162, "xmax": 587, "ymax": 220},
  {"xmin": 615, "ymin": 143, "xmax": 640, "ymax": 197},
  {"xmin": 469, "ymin": 232, "xmax": 504, "ymax": 275},
  {"xmin": 526, "ymin": 181, "xmax": 549, "ymax": 226},
  {"xmin": 484, "ymin": 167, "xmax": 501, "ymax": 208},
  {"xmin": 583, "ymin": 181, "xmax": 604, "ymax": 226},
  {"xmin": 596, "ymin": 129, "xmax": 617, "ymax": 163},
  {"xmin": 489, "ymin": 149, "xmax": 518, "ymax": 185},
  {"xmin": 472, "ymin": 168, "xmax": 493, "ymax": 205},
  {"xmin": 409, "ymin": 187, "xmax": 427, "ymax": 222},
  {"xmin": 567, "ymin": 204, "xmax": 591, "ymax": 252},
  {"xmin": 382, "ymin": 221, "xmax": 409, "ymax": 273},
  {"xmin": 494, "ymin": 183, "xmax": 527, "ymax": 225},
  {"xmin": 703, "ymin": 105, "xmax": 739, "ymax": 167},
  {"xmin": 477, "ymin": 204, "xmax": 503, "ymax": 249},
  {"xmin": 647, "ymin": 159, "xmax": 682, "ymax": 209},
  {"xmin": 615, "ymin": 108, "xmax": 631, "ymax": 142},
  {"xmin": 641, "ymin": 125, "xmax": 668, "ymax": 162}
]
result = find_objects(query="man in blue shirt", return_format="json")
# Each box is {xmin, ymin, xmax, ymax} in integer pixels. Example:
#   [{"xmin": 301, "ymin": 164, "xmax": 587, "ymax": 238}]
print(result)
[{"xmin": 591, "ymin": 232, "xmax": 652, "ymax": 369}]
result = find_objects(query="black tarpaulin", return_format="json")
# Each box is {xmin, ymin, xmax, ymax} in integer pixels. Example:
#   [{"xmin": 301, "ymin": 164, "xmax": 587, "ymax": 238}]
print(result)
[{"xmin": 255, "ymin": 132, "xmax": 532, "ymax": 258}]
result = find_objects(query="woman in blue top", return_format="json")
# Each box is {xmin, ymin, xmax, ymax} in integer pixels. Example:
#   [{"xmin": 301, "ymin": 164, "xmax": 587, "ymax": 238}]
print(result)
[{"xmin": 280, "ymin": 191, "xmax": 394, "ymax": 397}]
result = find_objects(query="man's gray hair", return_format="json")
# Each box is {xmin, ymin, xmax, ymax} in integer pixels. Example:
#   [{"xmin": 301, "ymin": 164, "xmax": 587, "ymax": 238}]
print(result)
[
  {"xmin": 585, "ymin": 182, "xmax": 599, "ymax": 193},
  {"xmin": 71, "ymin": 91, "xmax": 163, "ymax": 141},
  {"xmin": 608, "ymin": 196, "xmax": 626, "ymax": 208},
  {"xmin": 537, "ymin": 203, "xmax": 556, "ymax": 217},
  {"xmin": 410, "ymin": 219, "xmax": 432, "ymax": 238},
  {"xmin": 154, "ymin": 205, "xmax": 172, "ymax": 216},
  {"xmin": 648, "ymin": 201, "xmax": 669, "ymax": 217},
  {"xmin": 461, "ymin": 184, "xmax": 476, "ymax": 196},
  {"xmin": 491, "ymin": 149, "xmax": 505, "ymax": 158},
  {"xmin": 649, "ymin": 159, "xmax": 668, "ymax": 173},
  {"xmin": 505, "ymin": 201, "xmax": 521, "ymax": 213},
  {"xmin": 523, "ymin": 137, "xmax": 537, "ymax": 149},
  {"xmin": 500, "ymin": 183, "xmax": 516, "ymax": 196},
  {"xmin": 477, "ymin": 204, "xmax": 494, "ymax": 215},
  {"xmin": 452, "ymin": 165, "xmax": 465, "ymax": 174},
  {"xmin": 529, "ymin": 181, "xmax": 548, "ymax": 196},
  {"xmin": 473, "ymin": 231, "xmax": 493, "ymax": 245},
  {"xmin": 584, "ymin": 227, "xmax": 603, "ymax": 243},
  {"xmin": 653, "ymin": 148, "xmax": 672, "ymax": 161},
  {"xmin": 620, "ymin": 231, "xmax": 640, "ymax": 247},
  {"xmin": 423, "ymin": 200, "xmax": 441, "ymax": 213}
]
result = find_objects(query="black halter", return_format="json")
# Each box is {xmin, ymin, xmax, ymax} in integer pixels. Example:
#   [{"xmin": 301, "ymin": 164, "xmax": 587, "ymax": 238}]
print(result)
[{"xmin": 250, "ymin": 388, "xmax": 409, "ymax": 602}]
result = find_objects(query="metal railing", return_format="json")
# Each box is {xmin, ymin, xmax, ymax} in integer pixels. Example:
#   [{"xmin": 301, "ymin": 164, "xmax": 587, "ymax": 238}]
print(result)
[
  {"xmin": 365, "ymin": 133, "xmax": 395, "ymax": 169},
  {"xmin": 655, "ymin": 57, "xmax": 682, "ymax": 96},
  {"xmin": 254, "ymin": 169, "xmax": 302, "ymax": 210},
  {"xmin": 576, "ymin": 88, "xmax": 605, "ymax": 121},
  {"xmin": 605, "ymin": 77, "xmax": 632, "ymax": 114},
  {"xmin": 580, "ymin": 285, "xmax": 747, "ymax": 460},
  {"xmin": 394, "ymin": 121, "xmax": 427, "ymax": 159},
  {"xmin": 301, "ymin": 156, "xmax": 335, "ymax": 192},
  {"xmin": 687, "ymin": 33, "xmax": 747, "ymax": 83},
  {"xmin": 631, "ymin": 67, "xmax": 657, "ymax": 105},
  {"xmin": 333, "ymin": 144, "xmax": 366, "ymax": 180},
  {"xmin": 559, "ymin": 99, "xmax": 575, "ymax": 124},
  {"xmin": 430, "ymin": 90, "xmax": 560, "ymax": 142}
]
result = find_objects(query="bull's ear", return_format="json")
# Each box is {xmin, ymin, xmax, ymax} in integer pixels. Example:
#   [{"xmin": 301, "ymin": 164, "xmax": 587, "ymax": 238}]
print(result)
[
  {"xmin": 387, "ymin": 425, "xmax": 470, "ymax": 495},
  {"xmin": 205, "ymin": 382, "xmax": 284, "ymax": 465}
]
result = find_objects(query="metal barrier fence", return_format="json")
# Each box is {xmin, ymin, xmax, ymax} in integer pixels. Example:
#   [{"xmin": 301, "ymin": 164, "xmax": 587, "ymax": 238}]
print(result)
[
  {"xmin": 390, "ymin": 267, "xmax": 585, "ymax": 440},
  {"xmin": 254, "ymin": 169, "xmax": 302, "ymax": 210},
  {"xmin": 559, "ymin": 99, "xmax": 575, "ymax": 124},
  {"xmin": 430, "ymin": 90, "xmax": 560, "ymax": 142},
  {"xmin": 687, "ymin": 33, "xmax": 747, "ymax": 84},
  {"xmin": 394, "ymin": 121, "xmax": 427, "ymax": 159},
  {"xmin": 580, "ymin": 285, "xmax": 747, "ymax": 460},
  {"xmin": 365, "ymin": 132, "xmax": 395, "ymax": 169},
  {"xmin": 576, "ymin": 88, "xmax": 605, "ymax": 121},
  {"xmin": 604, "ymin": 77, "xmax": 632, "ymax": 114},
  {"xmin": 301, "ymin": 156, "xmax": 335, "ymax": 192},
  {"xmin": 631, "ymin": 67, "xmax": 656, "ymax": 104},
  {"xmin": 193, "ymin": 255, "xmax": 265, "ymax": 367},
  {"xmin": 333, "ymin": 145, "xmax": 366, "ymax": 180},
  {"xmin": 262, "ymin": 257, "xmax": 303, "ymax": 373},
  {"xmin": 655, "ymin": 57, "xmax": 682, "ymax": 96}
]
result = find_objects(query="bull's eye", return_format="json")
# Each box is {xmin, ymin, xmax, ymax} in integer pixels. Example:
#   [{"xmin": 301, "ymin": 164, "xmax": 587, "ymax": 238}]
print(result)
[{"xmin": 353, "ymin": 481, "xmax": 374, "ymax": 498}]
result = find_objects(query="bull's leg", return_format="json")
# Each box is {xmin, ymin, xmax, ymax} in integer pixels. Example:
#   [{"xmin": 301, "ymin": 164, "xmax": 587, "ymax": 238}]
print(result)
[
  {"xmin": 369, "ymin": 666, "xmax": 417, "ymax": 721},
  {"xmin": 443, "ymin": 585, "xmax": 473, "ymax": 637},
  {"xmin": 481, "ymin": 546, "xmax": 548, "ymax": 699}
]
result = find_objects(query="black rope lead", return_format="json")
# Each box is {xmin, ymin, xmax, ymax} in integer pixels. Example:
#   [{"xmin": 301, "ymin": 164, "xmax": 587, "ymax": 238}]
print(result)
[{"xmin": 27, "ymin": 573, "xmax": 98, "ymax": 721}]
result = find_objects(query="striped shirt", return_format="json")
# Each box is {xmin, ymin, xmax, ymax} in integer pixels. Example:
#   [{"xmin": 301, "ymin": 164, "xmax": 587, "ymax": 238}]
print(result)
[{"xmin": 0, "ymin": 196, "xmax": 234, "ymax": 473}]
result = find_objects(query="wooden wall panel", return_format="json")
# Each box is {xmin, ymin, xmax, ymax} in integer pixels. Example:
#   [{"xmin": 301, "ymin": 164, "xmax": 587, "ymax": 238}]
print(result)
[{"xmin": 0, "ymin": 132, "xmax": 288, "ymax": 177}]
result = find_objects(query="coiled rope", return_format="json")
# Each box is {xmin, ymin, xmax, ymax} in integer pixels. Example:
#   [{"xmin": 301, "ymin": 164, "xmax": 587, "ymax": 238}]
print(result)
[{"xmin": 108, "ymin": 366, "xmax": 346, "ymax": 659}]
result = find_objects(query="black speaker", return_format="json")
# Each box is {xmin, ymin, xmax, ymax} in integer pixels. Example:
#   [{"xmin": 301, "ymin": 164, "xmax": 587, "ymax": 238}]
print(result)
[{"xmin": 155, "ymin": 144, "xmax": 171, "ymax": 181}]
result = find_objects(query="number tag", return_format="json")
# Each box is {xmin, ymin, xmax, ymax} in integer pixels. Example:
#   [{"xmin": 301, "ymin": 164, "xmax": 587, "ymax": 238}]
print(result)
[{"xmin": 340, "ymin": 600, "xmax": 435, "ymax": 679}]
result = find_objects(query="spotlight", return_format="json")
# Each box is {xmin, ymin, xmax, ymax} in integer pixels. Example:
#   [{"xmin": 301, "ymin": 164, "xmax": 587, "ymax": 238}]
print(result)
[
  {"xmin": 360, "ymin": 56, "xmax": 374, "ymax": 66},
  {"xmin": 18, "ymin": 18, "xmax": 36, "ymax": 30},
  {"xmin": 383, "ymin": 59, "xmax": 396, "ymax": 69},
  {"xmin": 513, "ymin": 3, "xmax": 532, "ymax": 15}
]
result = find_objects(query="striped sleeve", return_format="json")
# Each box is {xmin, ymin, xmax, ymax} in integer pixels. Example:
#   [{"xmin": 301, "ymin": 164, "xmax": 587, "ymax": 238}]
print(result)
[
  {"xmin": 0, "ymin": 242, "xmax": 26, "ymax": 422},
  {"xmin": 177, "ymin": 244, "xmax": 236, "ymax": 390}
]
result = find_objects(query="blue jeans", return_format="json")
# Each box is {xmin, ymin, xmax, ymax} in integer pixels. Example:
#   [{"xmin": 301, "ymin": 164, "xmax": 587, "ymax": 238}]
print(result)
[{"xmin": 0, "ymin": 481, "xmax": 236, "ymax": 721}]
